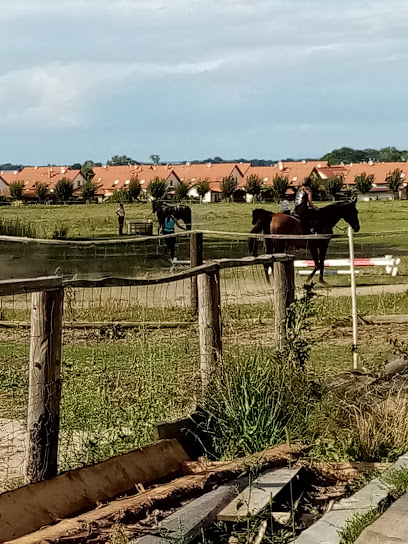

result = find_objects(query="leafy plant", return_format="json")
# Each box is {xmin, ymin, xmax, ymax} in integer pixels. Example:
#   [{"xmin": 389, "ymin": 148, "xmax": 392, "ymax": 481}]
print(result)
[
  {"xmin": 128, "ymin": 177, "xmax": 141, "ymax": 201},
  {"xmin": 221, "ymin": 176, "xmax": 238, "ymax": 201},
  {"xmin": 54, "ymin": 178, "xmax": 74, "ymax": 201},
  {"xmin": 324, "ymin": 175, "xmax": 344, "ymax": 200},
  {"xmin": 381, "ymin": 467, "xmax": 408, "ymax": 498},
  {"xmin": 272, "ymin": 175, "xmax": 289, "ymax": 202},
  {"xmin": 107, "ymin": 523, "xmax": 129, "ymax": 544},
  {"xmin": 52, "ymin": 224, "xmax": 69, "ymax": 239},
  {"xmin": 355, "ymin": 172, "xmax": 374, "ymax": 194},
  {"xmin": 81, "ymin": 180, "xmax": 98, "ymax": 200},
  {"xmin": 9, "ymin": 181, "xmax": 24, "ymax": 200},
  {"xmin": 147, "ymin": 177, "xmax": 168, "ymax": 200},
  {"xmin": 338, "ymin": 507, "xmax": 382, "ymax": 544},
  {"xmin": 0, "ymin": 218, "xmax": 37, "ymax": 237},
  {"xmin": 35, "ymin": 182, "xmax": 48, "ymax": 202},
  {"xmin": 386, "ymin": 168, "xmax": 403, "ymax": 195},
  {"xmin": 196, "ymin": 179, "xmax": 210, "ymax": 200},
  {"xmin": 245, "ymin": 174, "xmax": 263, "ymax": 202},
  {"xmin": 109, "ymin": 188, "xmax": 131, "ymax": 203},
  {"xmin": 174, "ymin": 181, "xmax": 190, "ymax": 201}
]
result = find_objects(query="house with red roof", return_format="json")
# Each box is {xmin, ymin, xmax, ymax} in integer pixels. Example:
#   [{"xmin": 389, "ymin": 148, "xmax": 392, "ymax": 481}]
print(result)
[
  {"xmin": 0, "ymin": 167, "xmax": 85, "ymax": 199},
  {"xmin": 176, "ymin": 162, "xmax": 250, "ymax": 202}
]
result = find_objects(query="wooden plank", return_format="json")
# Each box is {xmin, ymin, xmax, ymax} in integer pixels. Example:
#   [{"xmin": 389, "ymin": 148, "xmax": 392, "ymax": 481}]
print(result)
[
  {"xmin": 0, "ymin": 439, "xmax": 189, "ymax": 543},
  {"xmin": 132, "ymin": 476, "xmax": 249, "ymax": 544},
  {"xmin": 0, "ymin": 276, "xmax": 61, "ymax": 297},
  {"xmin": 190, "ymin": 232, "xmax": 203, "ymax": 314},
  {"xmin": 364, "ymin": 314, "xmax": 408, "ymax": 324},
  {"xmin": 217, "ymin": 466, "xmax": 302, "ymax": 522},
  {"xmin": 0, "ymin": 320, "xmax": 195, "ymax": 330},
  {"xmin": 199, "ymin": 229, "xmax": 333, "ymax": 240},
  {"xmin": 356, "ymin": 491, "xmax": 408, "ymax": 543},
  {"xmin": 6, "ymin": 444, "xmax": 303, "ymax": 544}
]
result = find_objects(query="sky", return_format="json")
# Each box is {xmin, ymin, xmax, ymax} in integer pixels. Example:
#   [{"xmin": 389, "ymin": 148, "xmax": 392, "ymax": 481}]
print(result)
[{"xmin": 2, "ymin": 0, "xmax": 408, "ymax": 165}]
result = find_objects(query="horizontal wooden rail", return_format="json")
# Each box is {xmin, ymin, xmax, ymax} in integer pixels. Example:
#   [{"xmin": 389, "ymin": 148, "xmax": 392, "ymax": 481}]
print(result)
[
  {"xmin": 0, "ymin": 276, "xmax": 62, "ymax": 297},
  {"xmin": 199, "ymin": 229, "xmax": 333, "ymax": 240}
]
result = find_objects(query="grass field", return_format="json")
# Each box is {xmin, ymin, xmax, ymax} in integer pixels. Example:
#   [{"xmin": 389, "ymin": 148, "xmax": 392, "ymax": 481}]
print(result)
[{"xmin": 0, "ymin": 200, "xmax": 407, "ymax": 239}]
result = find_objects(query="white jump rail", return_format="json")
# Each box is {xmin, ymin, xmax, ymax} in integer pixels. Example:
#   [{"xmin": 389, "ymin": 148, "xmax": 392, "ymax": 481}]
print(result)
[{"xmin": 295, "ymin": 255, "xmax": 401, "ymax": 277}]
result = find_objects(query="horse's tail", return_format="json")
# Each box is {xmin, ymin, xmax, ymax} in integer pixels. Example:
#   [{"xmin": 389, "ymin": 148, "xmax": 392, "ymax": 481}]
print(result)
[{"xmin": 249, "ymin": 213, "xmax": 274, "ymax": 256}]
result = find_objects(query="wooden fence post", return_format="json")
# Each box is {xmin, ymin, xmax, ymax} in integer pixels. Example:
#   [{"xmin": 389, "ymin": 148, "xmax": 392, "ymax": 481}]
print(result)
[
  {"xmin": 198, "ymin": 267, "xmax": 222, "ymax": 391},
  {"xmin": 26, "ymin": 287, "xmax": 64, "ymax": 484},
  {"xmin": 274, "ymin": 259, "xmax": 295, "ymax": 349},
  {"xmin": 190, "ymin": 232, "xmax": 203, "ymax": 314}
]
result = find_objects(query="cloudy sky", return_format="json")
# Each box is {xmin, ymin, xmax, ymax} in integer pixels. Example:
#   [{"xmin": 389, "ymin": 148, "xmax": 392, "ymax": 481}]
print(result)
[{"xmin": 2, "ymin": 0, "xmax": 408, "ymax": 164}]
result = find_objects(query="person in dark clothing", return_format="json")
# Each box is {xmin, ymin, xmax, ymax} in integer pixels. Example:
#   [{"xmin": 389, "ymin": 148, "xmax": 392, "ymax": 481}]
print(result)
[
  {"xmin": 116, "ymin": 203, "xmax": 125, "ymax": 235},
  {"xmin": 293, "ymin": 178, "xmax": 318, "ymax": 233},
  {"xmin": 162, "ymin": 210, "xmax": 186, "ymax": 260}
]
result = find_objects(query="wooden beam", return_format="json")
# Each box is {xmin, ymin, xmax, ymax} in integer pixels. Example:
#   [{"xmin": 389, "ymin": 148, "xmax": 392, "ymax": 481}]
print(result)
[
  {"xmin": 0, "ymin": 276, "xmax": 62, "ymax": 297},
  {"xmin": 274, "ymin": 260, "xmax": 295, "ymax": 349},
  {"xmin": 26, "ymin": 288, "xmax": 64, "ymax": 484},
  {"xmin": 190, "ymin": 232, "xmax": 203, "ymax": 314},
  {"xmin": 0, "ymin": 440, "xmax": 189, "ymax": 543}
]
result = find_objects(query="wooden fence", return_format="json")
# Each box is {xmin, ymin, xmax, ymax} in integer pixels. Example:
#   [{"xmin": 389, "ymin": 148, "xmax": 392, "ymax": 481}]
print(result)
[{"xmin": 0, "ymin": 251, "xmax": 295, "ymax": 486}]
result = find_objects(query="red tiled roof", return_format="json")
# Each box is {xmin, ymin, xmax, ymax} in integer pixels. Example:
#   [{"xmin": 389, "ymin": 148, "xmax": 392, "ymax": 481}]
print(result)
[
  {"xmin": 173, "ymin": 163, "xmax": 247, "ymax": 188},
  {"xmin": 0, "ymin": 167, "xmax": 82, "ymax": 196},
  {"xmin": 92, "ymin": 165, "xmax": 180, "ymax": 195}
]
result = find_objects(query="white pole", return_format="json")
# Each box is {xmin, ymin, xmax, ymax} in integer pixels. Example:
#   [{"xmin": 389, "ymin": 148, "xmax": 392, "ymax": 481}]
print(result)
[{"xmin": 348, "ymin": 226, "xmax": 358, "ymax": 369}]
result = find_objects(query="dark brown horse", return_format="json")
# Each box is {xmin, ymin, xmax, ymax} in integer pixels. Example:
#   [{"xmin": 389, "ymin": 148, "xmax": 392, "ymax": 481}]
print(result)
[
  {"xmin": 152, "ymin": 200, "xmax": 192, "ymax": 234},
  {"xmin": 249, "ymin": 201, "xmax": 360, "ymax": 284}
]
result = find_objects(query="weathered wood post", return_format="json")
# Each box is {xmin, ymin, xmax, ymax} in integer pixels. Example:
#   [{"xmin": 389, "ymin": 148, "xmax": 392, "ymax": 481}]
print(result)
[
  {"xmin": 190, "ymin": 232, "xmax": 203, "ymax": 314},
  {"xmin": 197, "ymin": 266, "xmax": 222, "ymax": 391},
  {"xmin": 274, "ymin": 258, "xmax": 295, "ymax": 349},
  {"xmin": 26, "ymin": 286, "xmax": 64, "ymax": 484}
]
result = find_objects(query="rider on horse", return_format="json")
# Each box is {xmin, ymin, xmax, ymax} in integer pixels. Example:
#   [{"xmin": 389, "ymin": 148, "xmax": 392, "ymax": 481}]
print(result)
[{"xmin": 293, "ymin": 177, "xmax": 318, "ymax": 234}]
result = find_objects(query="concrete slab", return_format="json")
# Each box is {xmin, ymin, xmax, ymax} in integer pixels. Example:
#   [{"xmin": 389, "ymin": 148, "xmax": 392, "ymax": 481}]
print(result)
[
  {"xmin": 295, "ymin": 452, "xmax": 408, "ymax": 544},
  {"xmin": 356, "ymin": 491, "xmax": 408, "ymax": 544},
  {"xmin": 218, "ymin": 467, "xmax": 302, "ymax": 522}
]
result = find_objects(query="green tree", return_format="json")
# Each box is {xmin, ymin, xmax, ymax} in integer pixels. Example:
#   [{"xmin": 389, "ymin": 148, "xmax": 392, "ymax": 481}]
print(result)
[
  {"xmin": 355, "ymin": 172, "xmax": 374, "ymax": 194},
  {"xmin": 272, "ymin": 175, "xmax": 289, "ymax": 202},
  {"xmin": 386, "ymin": 168, "xmax": 403, "ymax": 197},
  {"xmin": 81, "ymin": 160, "xmax": 96, "ymax": 182},
  {"xmin": 70, "ymin": 163, "xmax": 82, "ymax": 170},
  {"xmin": 174, "ymin": 181, "xmax": 190, "ymax": 201},
  {"xmin": 221, "ymin": 176, "xmax": 238, "ymax": 201},
  {"xmin": 81, "ymin": 180, "xmax": 98, "ymax": 200},
  {"xmin": 150, "ymin": 154, "xmax": 160, "ymax": 165},
  {"xmin": 379, "ymin": 147, "xmax": 403, "ymax": 162},
  {"xmin": 35, "ymin": 182, "xmax": 48, "ymax": 202},
  {"xmin": 107, "ymin": 155, "xmax": 137, "ymax": 166},
  {"xmin": 9, "ymin": 181, "xmax": 24, "ymax": 200},
  {"xmin": 128, "ymin": 177, "xmax": 141, "ymax": 201},
  {"xmin": 196, "ymin": 179, "xmax": 210, "ymax": 201},
  {"xmin": 55, "ymin": 178, "xmax": 74, "ymax": 201},
  {"xmin": 324, "ymin": 175, "xmax": 344, "ymax": 200},
  {"xmin": 109, "ymin": 188, "xmax": 131, "ymax": 203},
  {"xmin": 147, "ymin": 177, "xmax": 168, "ymax": 200},
  {"xmin": 245, "ymin": 174, "xmax": 263, "ymax": 202}
]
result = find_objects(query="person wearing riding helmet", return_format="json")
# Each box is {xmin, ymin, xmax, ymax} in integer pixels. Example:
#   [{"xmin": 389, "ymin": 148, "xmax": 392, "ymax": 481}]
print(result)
[{"xmin": 293, "ymin": 177, "xmax": 318, "ymax": 233}]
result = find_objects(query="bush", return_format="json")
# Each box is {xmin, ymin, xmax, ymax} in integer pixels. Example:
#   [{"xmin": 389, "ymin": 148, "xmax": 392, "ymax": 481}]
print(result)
[
  {"xmin": 128, "ymin": 177, "xmax": 141, "ymax": 201},
  {"xmin": 0, "ymin": 218, "xmax": 37, "ymax": 237},
  {"xmin": 324, "ymin": 175, "xmax": 344, "ymax": 200},
  {"xmin": 35, "ymin": 182, "xmax": 48, "ymax": 202},
  {"xmin": 386, "ymin": 168, "xmax": 403, "ymax": 195},
  {"xmin": 9, "ymin": 181, "xmax": 24, "ymax": 201},
  {"xmin": 81, "ymin": 180, "xmax": 98, "ymax": 200},
  {"xmin": 245, "ymin": 174, "xmax": 263, "ymax": 202},
  {"xmin": 196, "ymin": 179, "xmax": 210, "ymax": 200},
  {"xmin": 355, "ymin": 172, "xmax": 374, "ymax": 194},
  {"xmin": 54, "ymin": 178, "xmax": 74, "ymax": 201},
  {"xmin": 220, "ymin": 176, "xmax": 238, "ymax": 201},
  {"xmin": 174, "ymin": 181, "xmax": 190, "ymax": 201},
  {"xmin": 147, "ymin": 177, "xmax": 168, "ymax": 200},
  {"xmin": 202, "ymin": 293, "xmax": 316, "ymax": 458},
  {"xmin": 109, "ymin": 188, "xmax": 131, "ymax": 203},
  {"xmin": 272, "ymin": 175, "xmax": 289, "ymax": 202},
  {"xmin": 52, "ymin": 224, "xmax": 69, "ymax": 240}
]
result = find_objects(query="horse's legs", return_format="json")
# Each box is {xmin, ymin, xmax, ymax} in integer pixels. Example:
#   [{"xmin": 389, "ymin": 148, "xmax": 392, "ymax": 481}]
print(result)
[{"xmin": 305, "ymin": 244, "xmax": 319, "ymax": 284}]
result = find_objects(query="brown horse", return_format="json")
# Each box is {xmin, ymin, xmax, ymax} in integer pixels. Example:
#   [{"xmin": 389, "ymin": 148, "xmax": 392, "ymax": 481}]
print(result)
[{"xmin": 249, "ymin": 201, "xmax": 360, "ymax": 284}]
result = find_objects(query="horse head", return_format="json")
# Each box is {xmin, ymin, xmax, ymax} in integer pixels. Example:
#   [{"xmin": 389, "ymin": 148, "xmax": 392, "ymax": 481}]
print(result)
[{"xmin": 341, "ymin": 201, "xmax": 360, "ymax": 232}]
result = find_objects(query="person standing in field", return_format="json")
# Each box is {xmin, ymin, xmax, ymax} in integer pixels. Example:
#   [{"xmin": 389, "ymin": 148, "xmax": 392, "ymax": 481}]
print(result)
[
  {"xmin": 162, "ymin": 209, "xmax": 186, "ymax": 260},
  {"xmin": 116, "ymin": 203, "xmax": 125, "ymax": 236}
]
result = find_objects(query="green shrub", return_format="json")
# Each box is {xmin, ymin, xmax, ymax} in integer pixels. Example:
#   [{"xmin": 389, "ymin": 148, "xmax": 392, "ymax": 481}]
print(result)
[
  {"xmin": 128, "ymin": 177, "xmax": 141, "ymax": 201},
  {"xmin": 52, "ymin": 224, "xmax": 69, "ymax": 239},
  {"xmin": 81, "ymin": 180, "xmax": 98, "ymax": 200},
  {"xmin": 35, "ymin": 182, "xmax": 48, "ymax": 201},
  {"xmin": 147, "ymin": 177, "xmax": 168, "ymax": 200},
  {"xmin": 9, "ymin": 181, "xmax": 25, "ymax": 200},
  {"xmin": 0, "ymin": 218, "xmax": 37, "ymax": 237},
  {"xmin": 55, "ymin": 178, "xmax": 74, "ymax": 201}
]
